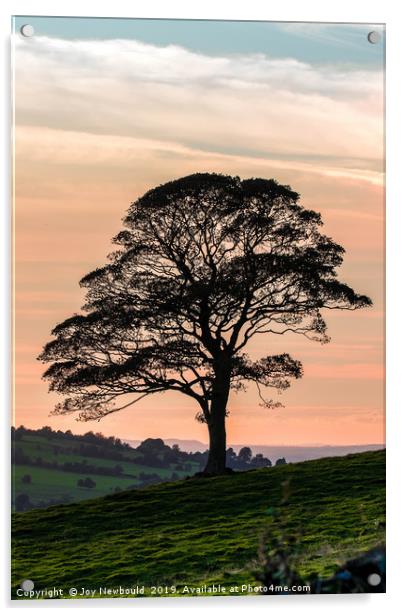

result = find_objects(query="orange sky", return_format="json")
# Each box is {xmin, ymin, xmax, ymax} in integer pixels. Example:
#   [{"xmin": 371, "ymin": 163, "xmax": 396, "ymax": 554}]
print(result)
[{"xmin": 13, "ymin": 31, "xmax": 384, "ymax": 446}]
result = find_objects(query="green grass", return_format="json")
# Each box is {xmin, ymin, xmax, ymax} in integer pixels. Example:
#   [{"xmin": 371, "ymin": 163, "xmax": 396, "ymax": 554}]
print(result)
[
  {"xmin": 13, "ymin": 465, "xmax": 141, "ymax": 503},
  {"xmin": 11, "ymin": 449, "xmax": 385, "ymax": 599}
]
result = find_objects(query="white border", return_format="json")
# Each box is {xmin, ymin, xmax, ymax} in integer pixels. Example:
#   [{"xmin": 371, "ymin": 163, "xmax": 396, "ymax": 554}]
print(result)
[{"xmin": 1, "ymin": 1, "xmax": 401, "ymax": 613}]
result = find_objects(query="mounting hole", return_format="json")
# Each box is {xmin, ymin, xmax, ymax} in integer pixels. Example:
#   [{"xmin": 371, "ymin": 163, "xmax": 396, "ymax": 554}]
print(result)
[
  {"xmin": 20, "ymin": 24, "xmax": 34, "ymax": 38},
  {"xmin": 21, "ymin": 579, "xmax": 34, "ymax": 591},
  {"xmin": 367, "ymin": 31, "xmax": 380, "ymax": 44},
  {"xmin": 367, "ymin": 572, "xmax": 381, "ymax": 586}
]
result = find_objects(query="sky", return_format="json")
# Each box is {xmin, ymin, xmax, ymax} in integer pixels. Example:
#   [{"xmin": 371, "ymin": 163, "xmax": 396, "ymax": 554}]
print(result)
[{"xmin": 12, "ymin": 17, "xmax": 385, "ymax": 446}]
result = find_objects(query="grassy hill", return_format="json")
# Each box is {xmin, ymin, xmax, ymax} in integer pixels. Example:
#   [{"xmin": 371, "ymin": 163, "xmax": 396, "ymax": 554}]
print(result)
[{"xmin": 12, "ymin": 449, "xmax": 385, "ymax": 599}]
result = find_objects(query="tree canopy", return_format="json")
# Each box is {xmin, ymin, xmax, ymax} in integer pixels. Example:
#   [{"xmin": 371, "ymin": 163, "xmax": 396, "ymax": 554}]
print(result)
[{"xmin": 39, "ymin": 173, "xmax": 371, "ymax": 474}]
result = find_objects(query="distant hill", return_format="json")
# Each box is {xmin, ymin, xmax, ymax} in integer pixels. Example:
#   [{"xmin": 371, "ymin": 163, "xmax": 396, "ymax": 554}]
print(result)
[
  {"xmin": 230, "ymin": 443, "xmax": 384, "ymax": 462},
  {"xmin": 126, "ymin": 438, "xmax": 207, "ymax": 451},
  {"xmin": 12, "ymin": 449, "xmax": 385, "ymax": 598},
  {"xmin": 126, "ymin": 439, "xmax": 383, "ymax": 462}
]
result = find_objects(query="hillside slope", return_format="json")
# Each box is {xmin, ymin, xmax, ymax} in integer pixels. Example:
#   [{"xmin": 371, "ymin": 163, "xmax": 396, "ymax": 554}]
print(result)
[{"xmin": 12, "ymin": 449, "xmax": 385, "ymax": 598}]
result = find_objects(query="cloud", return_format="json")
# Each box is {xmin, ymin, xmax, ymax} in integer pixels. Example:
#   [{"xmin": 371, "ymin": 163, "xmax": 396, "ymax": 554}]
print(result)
[
  {"xmin": 15, "ymin": 34, "xmax": 381, "ymax": 92},
  {"xmin": 14, "ymin": 35, "xmax": 383, "ymax": 181},
  {"xmin": 15, "ymin": 125, "xmax": 383, "ymax": 187}
]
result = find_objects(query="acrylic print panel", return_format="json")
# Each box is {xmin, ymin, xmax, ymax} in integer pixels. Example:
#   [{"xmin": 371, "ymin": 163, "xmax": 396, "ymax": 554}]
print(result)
[{"xmin": 12, "ymin": 16, "xmax": 385, "ymax": 599}]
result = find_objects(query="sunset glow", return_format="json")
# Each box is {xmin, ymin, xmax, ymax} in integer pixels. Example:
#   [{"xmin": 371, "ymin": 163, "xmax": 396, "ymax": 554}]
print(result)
[{"xmin": 13, "ymin": 18, "xmax": 384, "ymax": 446}]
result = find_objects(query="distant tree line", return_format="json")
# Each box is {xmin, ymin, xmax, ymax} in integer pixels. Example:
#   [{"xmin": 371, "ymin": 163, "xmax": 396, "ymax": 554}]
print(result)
[
  {"xmin": 12, "ymin": 427, "xmax": 286, "ymax": 475},
  {"xmin": 226, "ymin": 447, "xmax": 286, "ymax": 470},
  {"xmin": 133, "ymin": 438, "xmax": 287, "ymax": 471},
  {"xmin": 12, "ymin": 425, "xmax": 131, "ymax": 457},
  {"xmin": 12, "ymin": 425, "xmax": 130, "ymax": 449}
]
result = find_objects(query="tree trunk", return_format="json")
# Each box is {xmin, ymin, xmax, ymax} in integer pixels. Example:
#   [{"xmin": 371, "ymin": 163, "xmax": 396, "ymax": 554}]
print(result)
[
  {"xmin": 204, "ymin": 410, "xmax": 227, "ymax": 474},
  {"xmin": 203, "ymin": 359, "xmax": 231, "ymax": 475}
]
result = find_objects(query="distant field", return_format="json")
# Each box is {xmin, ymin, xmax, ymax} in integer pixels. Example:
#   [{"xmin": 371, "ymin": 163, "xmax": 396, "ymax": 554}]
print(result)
[
  {"xmin": 13, "ymin": 465, "xmax": 140, "ymax": 503},
  {"xmin": 12, "ymin": 450, "xmax": 385, "ymax": 598},
  {"xmin": 12, "ymin": 433, "xmax": 200, "ymax": 509}
]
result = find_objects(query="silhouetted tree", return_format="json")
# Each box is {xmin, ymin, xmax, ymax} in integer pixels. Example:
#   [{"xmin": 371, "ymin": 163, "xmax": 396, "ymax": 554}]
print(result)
[
  {"xmin": 251, "ymin": 453, "xmax": 271, "ymax": 468},
  {"xmin": 238, "ymin": 446, "xmax": 253, "ymax": 465},
  {"xmin": 275, "ymin": 457, "xmax": 287, "ymax": 466},
  {"xmin": 137, "ymin": 438, "xmax": 166, "ymax": 454},
  {"xmin": 38, "ymin": 426, "xmax": 53, "ymax": 439},
  {"xmin": 39, "ymin": 173, "xmax": 371, "ymax": 475},
  {"xmin": 226, "ymin": 447, "xmax": 237, "ymax": 467}
]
